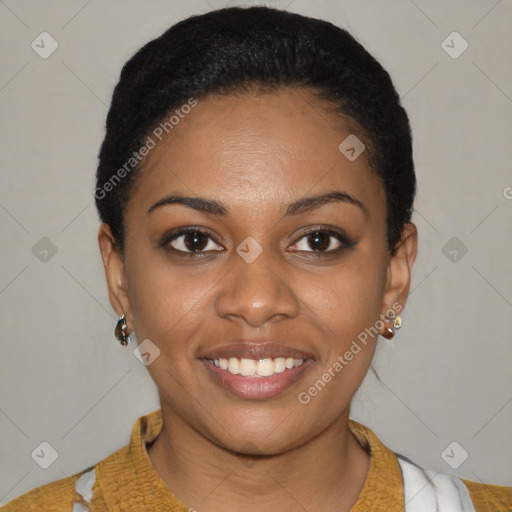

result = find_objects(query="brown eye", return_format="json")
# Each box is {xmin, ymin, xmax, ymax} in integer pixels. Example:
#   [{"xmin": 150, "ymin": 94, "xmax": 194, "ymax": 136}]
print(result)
[
  {"xmin": 293, "ymin": 230, "xmax": 344, "ymax": 253},
  {"xmin": 181, "ymin": 231, "xmax": 208, "ymax": 251},
  {"xmin": 305, "ymin": 231, "xmax": 333, "ymax": 252},
  {"xmin": 289, "ymin": 226, "xmax": 356, "ymax": 258},
  {"xmin": 163, "ymin": 227, "xmax": 224, "ymax": 254}
]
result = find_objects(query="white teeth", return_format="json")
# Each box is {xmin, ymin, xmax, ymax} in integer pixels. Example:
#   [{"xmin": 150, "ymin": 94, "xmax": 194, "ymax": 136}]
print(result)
[
  {"xmin": 274, "ymin": 357, "xmax": 286, "ymax": 373},
  {"xmin": 240, "ymin": 358, "xmax": 257, "ymax": 376},
  {"xmin": 256, "ymin": 358, "xmax": 275, "ymax": 377},
  {"xmin": 210, "ymin": 356, "xmax": 305, "ymax": 377},
  {"xmin": 228, "ymin": 357, "xmax": 241, "ymax": 374}
]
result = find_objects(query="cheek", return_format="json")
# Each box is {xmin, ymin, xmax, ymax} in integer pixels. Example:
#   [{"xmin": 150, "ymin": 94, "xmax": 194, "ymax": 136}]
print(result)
[
  {"xmin": 293, "ymin": 258, "xmax": 386, "ymax": 422},
  {"xmin": 304, "ymin": 251, "xmax": 387, "ymax": 341},
  {"xmin": 126, "ymin": 250, "xmax": 218, "ymax": 350}
]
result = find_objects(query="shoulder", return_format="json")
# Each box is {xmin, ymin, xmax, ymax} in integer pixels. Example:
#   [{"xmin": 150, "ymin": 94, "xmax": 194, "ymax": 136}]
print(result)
[
  {"xmin": 2, "ymin": 442, "xmax": 130, "ymax": 511},
  {"xmin": 2, "ymin": 412, "xmax": 152, "ymax": 511},
  {"xmin": 1, "ymin": 469, "xmax": 85, "ymax": 511},
  {"xmin": 395, "ymin": 453, "xmax": 511, "ymax": 512},
  {"xmin": 460, "ymin": 478, "xmax": 512, "ymax": 512}
]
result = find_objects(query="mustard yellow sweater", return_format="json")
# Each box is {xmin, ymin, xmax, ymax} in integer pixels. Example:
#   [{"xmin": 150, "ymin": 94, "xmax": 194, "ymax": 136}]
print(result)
[{"xmin": 3, "ymin": 409, "xmax": 510, "ymax": 511}]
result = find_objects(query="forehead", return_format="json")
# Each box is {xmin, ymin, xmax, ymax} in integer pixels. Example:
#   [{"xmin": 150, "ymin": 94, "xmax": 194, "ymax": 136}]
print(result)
[{"xmin": 128, "ymin": 88, "xmax": 385, "ymax": 219}]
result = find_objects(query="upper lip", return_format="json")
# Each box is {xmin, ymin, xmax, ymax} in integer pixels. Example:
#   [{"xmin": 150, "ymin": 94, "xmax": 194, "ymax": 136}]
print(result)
[{"xmin": 199, "ymin": 342, "xmax": 315, "ymax": 361}]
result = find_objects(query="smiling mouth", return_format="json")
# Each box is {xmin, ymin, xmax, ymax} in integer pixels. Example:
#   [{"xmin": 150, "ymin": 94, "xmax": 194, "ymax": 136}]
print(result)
[
  {"xmin": 199, "ymin": 342, "xmax": 315, "ymax": 399},
  {"xmin": 205, "ymin": 356, "xmax": 307, "ymax": 378},
  {"xmin": 201, "ymin": 355, "xmax": 313, "ymax": 400}
]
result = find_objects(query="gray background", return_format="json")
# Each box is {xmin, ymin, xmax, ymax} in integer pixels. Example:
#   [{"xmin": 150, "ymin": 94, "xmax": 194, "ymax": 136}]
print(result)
[{"xmin": 1, "ymin": 0, "xmax": 511, "ymax": 505}]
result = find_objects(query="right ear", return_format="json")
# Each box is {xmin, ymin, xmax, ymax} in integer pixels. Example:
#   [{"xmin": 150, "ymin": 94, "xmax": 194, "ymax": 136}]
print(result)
[{"xmin": 97, "ymin": 224, "xmax": 134, "ymax": 332}]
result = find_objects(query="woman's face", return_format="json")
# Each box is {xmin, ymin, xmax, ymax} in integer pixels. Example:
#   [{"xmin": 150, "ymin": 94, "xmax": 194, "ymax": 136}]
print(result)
[{"xmin": 99, "ymin": 88, "xmax": 416, "ymax": 454}]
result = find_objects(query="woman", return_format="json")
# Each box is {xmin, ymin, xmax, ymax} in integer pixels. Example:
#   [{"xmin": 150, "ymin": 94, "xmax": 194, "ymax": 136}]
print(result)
[{"xmin": 4, "ymin": 6, "xmax": 510, "ymax": 511}]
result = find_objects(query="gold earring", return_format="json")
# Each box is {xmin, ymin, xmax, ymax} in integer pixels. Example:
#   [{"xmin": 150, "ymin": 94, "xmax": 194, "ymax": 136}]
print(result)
[
  {"xmin": 392, "ymin": 315, "xmax": 402, "ymax": 329},
  {"xmin": 115, "ymin": 314, "xmax": 131, "ymax": 347}
]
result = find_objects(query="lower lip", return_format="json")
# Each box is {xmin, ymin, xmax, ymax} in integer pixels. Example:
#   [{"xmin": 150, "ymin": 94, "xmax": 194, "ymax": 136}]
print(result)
[{"xmin": 201, "ymin": 359, "xmax": 314, "ymax": 400}]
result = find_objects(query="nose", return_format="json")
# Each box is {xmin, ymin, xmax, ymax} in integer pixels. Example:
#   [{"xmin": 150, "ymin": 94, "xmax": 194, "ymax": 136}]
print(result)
[{"xmin": 215, "ymin": 245, "xmax": 300, "ymax": 328}]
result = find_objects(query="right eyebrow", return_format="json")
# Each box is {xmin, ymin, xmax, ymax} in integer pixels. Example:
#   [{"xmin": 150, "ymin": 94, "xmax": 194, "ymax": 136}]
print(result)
[{"xmin": 147, "ymin": 194, "xmax": 228, "ymax": 216}]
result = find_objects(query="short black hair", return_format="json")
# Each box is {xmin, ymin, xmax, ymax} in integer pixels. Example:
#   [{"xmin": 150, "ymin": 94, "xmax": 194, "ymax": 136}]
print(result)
[{"xmin": 95, "ymin": 6, "xmax": 416, "ymax": 254}]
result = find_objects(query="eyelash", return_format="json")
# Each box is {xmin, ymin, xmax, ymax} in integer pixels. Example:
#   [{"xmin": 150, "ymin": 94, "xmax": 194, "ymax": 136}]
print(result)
[{"xmin": 159, "ymin": 225, "xmax": 356, "ymax": 259}]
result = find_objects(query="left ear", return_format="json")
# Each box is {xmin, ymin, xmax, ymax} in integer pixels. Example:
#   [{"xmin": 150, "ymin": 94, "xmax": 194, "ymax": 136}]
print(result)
[{"xmin": 381, "ymin": 223, "xmax": 418, "ymax": 317}]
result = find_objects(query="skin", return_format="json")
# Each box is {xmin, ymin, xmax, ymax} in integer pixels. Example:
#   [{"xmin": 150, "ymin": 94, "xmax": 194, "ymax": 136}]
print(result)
[{"xmin": 98, "ymin": 88, "xmax": 417, "ymax": 512}]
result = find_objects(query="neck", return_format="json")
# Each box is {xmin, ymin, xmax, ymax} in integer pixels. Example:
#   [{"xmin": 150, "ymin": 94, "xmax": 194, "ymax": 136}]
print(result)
[{"xmin": 147, "ymin": 403, "xmax": 370, "ymax": 512}]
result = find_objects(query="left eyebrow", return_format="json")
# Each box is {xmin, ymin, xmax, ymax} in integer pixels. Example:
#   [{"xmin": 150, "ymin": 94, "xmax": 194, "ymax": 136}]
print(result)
[
  {"xmin": 147, "ymin": 190, "xmax": 367, "ymax": 218},
  {"xmin": 285, "ymin": 191, "xmax": 368, "ymax": 218}
]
